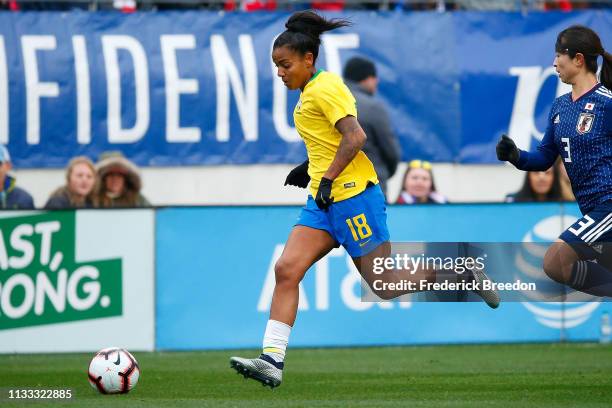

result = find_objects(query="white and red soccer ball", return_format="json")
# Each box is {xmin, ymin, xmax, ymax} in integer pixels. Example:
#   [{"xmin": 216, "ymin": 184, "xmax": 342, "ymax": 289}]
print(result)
[{"xmin": 88, "ymin": 347, "xmax": 140, "ymax": 394}]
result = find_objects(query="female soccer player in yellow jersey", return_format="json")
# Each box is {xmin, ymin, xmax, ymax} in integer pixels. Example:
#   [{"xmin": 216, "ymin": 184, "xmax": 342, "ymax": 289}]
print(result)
[{"xmin": 230, "ymin": 11, "xmax": 499, "ymax": 388}]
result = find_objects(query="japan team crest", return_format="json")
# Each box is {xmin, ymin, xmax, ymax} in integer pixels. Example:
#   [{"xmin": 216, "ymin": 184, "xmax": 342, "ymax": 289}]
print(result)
[{"xmin": 576, "ymin": 112, "xmax": 595, "ymax": 134}]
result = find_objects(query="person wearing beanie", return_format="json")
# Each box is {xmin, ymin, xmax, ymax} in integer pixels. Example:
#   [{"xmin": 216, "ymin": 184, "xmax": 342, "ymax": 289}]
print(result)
[
  {"xmin": 343, "ymin": 56, "xmax": 401, "ymax": 200},
  {"xmin": 0, "ymin": 145, "xmax": 34, "ymax": 210}
]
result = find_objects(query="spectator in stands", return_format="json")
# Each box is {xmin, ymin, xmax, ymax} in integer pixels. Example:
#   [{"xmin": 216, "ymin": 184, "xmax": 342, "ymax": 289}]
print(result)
[
  {"xmin": 505, "ymin": 166, "xmax": 563, "ymax": 203},
  {"xmin": 452, "ymin": 0, "xmax": 520, "ymax": 10},
  {"xmin": 542, "ymin": 0, "xmax": 595, "ymax": 11},
  {"xmin": 0, "ymin": 0, "xmax": 18, "ymax": 10},
  {"xmin": 45, "ymin": 156, "xmax": 97, "ymax": 209},
  {"xmin": 543, "ymin": 0, "xmax": 573, "ymax": 10},
  {"xmin": 17, "ymin": 0, "xmax": 88, "ymax": 10},
  {"xmin": 401, "ymin": 0, "xmax": 447, "ymax": 11},
  {"xmin": 396, "ymin": 160, "xmax": 447, "ymax": 204},
  {"xmin": 0, "ymin": 145, "xmax": 34, "ymax": 210},
  {"xmin": 112, "ymin": 0, "xmax": 137, "ymax": 12},
  {"xmin": 224, "ymin": 0, "xmax": 276, "ymax": 11},
  {"xmin": 343, "ymin": 56, "xmax": 401, "ymax": 199},
  {"xmin": 311, "ymin": 0, "xmax": 344, "ymax": 10},
  {"xmin": 555, "ymin": 157, "xmax": 576, "ymax": 202},
  {"xmin": 96, "ymin": 152, "xmax": 151, "ymax": 208}
]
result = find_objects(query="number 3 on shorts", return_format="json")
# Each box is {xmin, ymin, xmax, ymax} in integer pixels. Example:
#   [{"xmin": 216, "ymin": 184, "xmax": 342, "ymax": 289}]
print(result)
[{"xmin": 346, "ymin": 213, "xmax": 373, "ymax": 241}]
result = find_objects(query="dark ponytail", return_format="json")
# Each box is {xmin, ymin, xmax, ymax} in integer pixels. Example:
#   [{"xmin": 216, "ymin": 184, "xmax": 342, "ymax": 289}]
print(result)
[
  {"xmin": 273, "ymin": 11, "xmax": 351, "ymax": 64},
  {"xmin": 556, "ymin": 25, "xmax": 611, "ymax": 89}
]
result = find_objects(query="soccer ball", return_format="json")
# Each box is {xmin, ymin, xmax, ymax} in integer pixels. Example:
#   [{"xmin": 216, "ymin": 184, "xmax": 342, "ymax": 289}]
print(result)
[{"xmin": 88, "ymin": 347, "xmax": 140, "ymax": 394}]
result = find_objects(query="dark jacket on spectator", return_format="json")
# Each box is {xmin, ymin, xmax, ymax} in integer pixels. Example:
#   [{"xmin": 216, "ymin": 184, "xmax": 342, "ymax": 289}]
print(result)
[
  {"xmin": 0, "ymin": 175, "xmax": 34, "ymax": 209},
  {"xmin": 45, "ymin": 186, "xmax": 96, "ymax": 209},
  {"xmin": 346, "ymin": 80, "xmax": 401, "ymax": 196}
]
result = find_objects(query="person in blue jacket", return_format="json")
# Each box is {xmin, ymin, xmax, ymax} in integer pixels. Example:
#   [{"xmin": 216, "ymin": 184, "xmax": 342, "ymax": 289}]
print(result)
[{"xmin": 0, "ymin": 145, "xmax": 34, "ymax": 210}]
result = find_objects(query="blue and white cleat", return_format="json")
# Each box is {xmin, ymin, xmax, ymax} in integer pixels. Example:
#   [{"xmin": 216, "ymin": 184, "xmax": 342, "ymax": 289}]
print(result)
[{"xmin": 230, "ymin": 354, "xmax": 283, "ymax": 388}]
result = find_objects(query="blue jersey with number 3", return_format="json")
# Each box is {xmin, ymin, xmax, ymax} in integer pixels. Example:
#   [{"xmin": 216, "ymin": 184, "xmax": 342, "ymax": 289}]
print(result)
[{"xmin": 515, "ymin": 84, "xmax": 612, "ymax": 214}]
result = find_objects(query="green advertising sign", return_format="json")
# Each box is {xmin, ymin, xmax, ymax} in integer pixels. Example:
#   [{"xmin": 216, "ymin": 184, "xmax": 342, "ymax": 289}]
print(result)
[{"xmin": 0, "ymin": 211, "xmax": 122, "ymax": 330}]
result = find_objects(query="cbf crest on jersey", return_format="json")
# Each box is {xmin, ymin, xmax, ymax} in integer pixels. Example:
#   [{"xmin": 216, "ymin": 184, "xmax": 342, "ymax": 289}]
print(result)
[{"xmin": 576, "ymin": 112, "xmax": 595, "ymax": 134}]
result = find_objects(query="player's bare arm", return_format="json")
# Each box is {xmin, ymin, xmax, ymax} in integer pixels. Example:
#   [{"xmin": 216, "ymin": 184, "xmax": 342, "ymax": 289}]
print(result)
[{"xmin": 323, "ymin": 115, "xmax": 367, "ymax": 180}]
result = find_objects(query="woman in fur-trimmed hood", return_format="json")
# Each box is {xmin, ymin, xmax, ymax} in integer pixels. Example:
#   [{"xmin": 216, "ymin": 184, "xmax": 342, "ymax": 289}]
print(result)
[{"xmin": 96, "ymin": 152, "xmax": 151, "ymax": 208}]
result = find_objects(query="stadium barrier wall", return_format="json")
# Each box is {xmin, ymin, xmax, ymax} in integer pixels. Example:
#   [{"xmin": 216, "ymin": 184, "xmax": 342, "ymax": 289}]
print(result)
[
  {"xmin": 1, "ymin": 11, "xmax": 611, "ymax": 168},
  {"xmin": 1, "ymin": 205, "xmax": 610, "ymax": 353},
  {"xmin": 156, "ymin": 203, "xmax": 612, "ymax": 350},
  {"xmin": 0, "ymin": 210, "xmax": 155, "ymax": 353}
]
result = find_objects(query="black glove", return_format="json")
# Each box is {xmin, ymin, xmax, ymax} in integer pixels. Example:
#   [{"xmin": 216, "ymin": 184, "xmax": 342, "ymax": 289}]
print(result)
[
  {"xmin": 284, "ymin": 160, "xmax": 310, "ymax": 188},
  {"xmin": 496, "ymin": 134, "xmax": 520, "ymax": 164},
  {"xmin": 315, "ymin": 177, "xmax": 334, "ymax": 211}
]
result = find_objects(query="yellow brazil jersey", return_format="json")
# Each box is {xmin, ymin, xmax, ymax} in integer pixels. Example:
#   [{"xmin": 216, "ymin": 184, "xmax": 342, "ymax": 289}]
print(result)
[{"xmin": 294, "ymin": 70, "xmax": 378, "ymax": 202}]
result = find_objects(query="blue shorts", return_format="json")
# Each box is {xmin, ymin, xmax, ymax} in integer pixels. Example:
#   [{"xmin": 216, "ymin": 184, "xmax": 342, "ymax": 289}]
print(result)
[
  {"xmin": 296, "ymin": 183, "xmax": 390, "ymax": 258},
  {"xmin": 560, "ymin": 202, "xmax": 612, "ymax": 259}
]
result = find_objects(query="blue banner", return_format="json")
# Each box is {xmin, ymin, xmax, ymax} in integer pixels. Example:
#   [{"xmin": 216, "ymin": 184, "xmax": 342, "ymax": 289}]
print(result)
[
  {"xmin": 1, "ymin": 11, "xmax": 610, "ymax": 167},
  {"xmin": 155, "ymin": 203, "xmax": 611, "ymax": 350}
]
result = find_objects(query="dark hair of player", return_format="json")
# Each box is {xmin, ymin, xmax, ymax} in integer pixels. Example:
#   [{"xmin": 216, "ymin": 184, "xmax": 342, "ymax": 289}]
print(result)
[
  {"xmin": 273, "ymin": 11, "xmax": 351, "ymax": 64},
  {"xmin": 555, "ymin": 25, "xmax": 612, "ymax": 90}
]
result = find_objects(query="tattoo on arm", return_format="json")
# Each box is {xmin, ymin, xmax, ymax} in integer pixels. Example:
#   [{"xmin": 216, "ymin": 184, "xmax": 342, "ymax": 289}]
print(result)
[
  {"xmin": 335, "ymin": 115, "xmax": 361, "ymax": 137},
  {"xmin": 324, "ymin": 116, "xmax": 366, "ymax": 180}
]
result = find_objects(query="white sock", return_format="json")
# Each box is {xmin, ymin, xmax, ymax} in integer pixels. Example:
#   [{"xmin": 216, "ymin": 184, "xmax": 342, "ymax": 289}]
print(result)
[{"xmin": 262, "ymin": 319, "xmax": 291, "ymax": 363}]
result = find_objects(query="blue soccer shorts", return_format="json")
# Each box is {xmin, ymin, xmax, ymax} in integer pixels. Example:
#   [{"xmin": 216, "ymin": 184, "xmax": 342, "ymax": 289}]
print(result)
[
  {"xmin": 560, "ymin": 202, "xmax": 612, "ymax": 259},
  {"xmin": 296, "ymin": 183, "xmax": 390, "ymax": 258}
]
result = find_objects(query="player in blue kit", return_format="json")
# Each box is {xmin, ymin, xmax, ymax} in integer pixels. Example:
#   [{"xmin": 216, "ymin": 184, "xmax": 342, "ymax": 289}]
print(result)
[{"xmin": 497, "ymin": 25, "xmax": 612, "ymax": 297}]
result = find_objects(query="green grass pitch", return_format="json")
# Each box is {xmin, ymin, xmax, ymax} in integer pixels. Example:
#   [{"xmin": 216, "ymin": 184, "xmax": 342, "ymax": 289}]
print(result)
[{"xmin": 1, "ymin": 344, "xmax": 612, "ymax": 407}]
